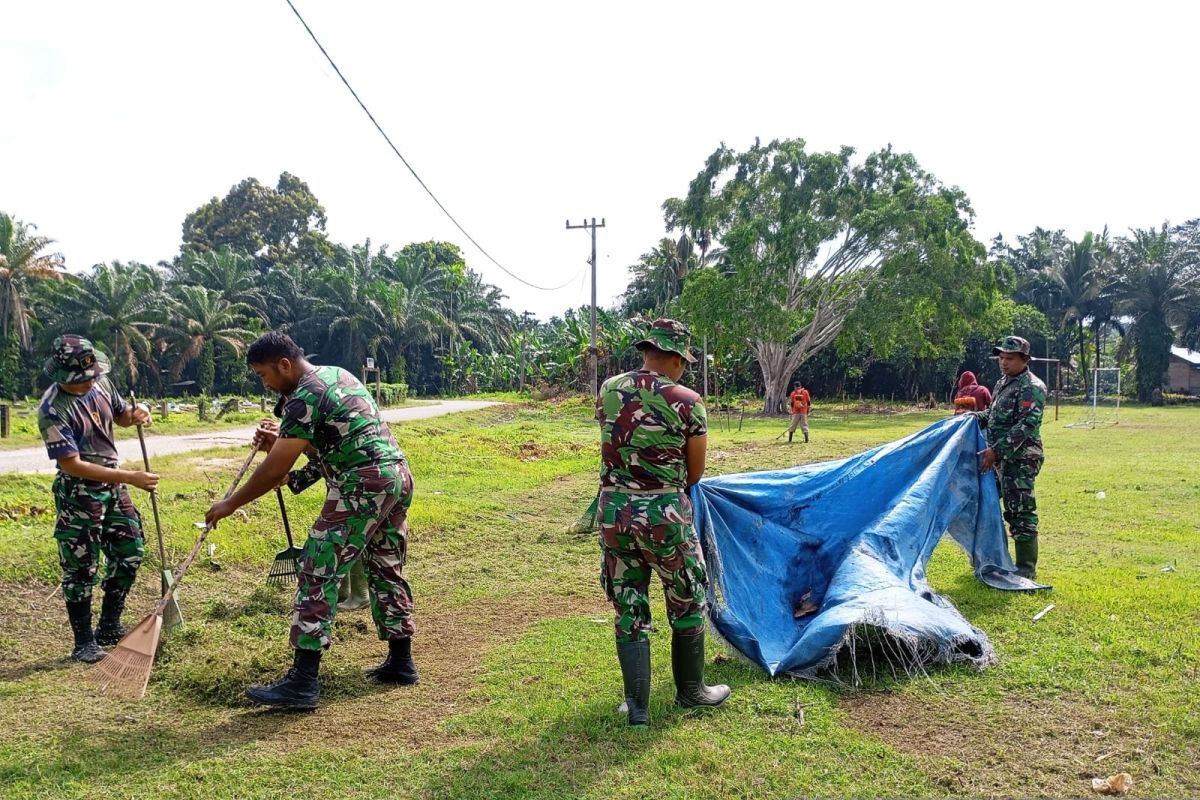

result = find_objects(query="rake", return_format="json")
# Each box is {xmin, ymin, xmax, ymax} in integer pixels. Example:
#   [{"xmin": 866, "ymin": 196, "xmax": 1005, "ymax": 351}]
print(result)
[
  {"xmin": 131, "ymin": 394, "xmax": 183, "ymax": 632},
  {"xmin": 266, "ymin": 488, "xmax": 302, "ymax": 586},
  {"xmin": 87, "ymin": 444, "xmax": 259, "ymax": 700}
]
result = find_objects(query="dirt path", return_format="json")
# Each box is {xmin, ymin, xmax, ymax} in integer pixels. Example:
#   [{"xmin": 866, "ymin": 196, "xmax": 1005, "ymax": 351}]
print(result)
[{"xmin": 0, "ymin": 399, "xmax": 499, "ymax": 474}]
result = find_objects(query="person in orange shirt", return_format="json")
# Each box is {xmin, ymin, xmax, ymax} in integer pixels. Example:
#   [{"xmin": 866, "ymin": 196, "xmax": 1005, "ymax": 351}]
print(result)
[{"xmin": 786, "ymin": 381, "xmax": 811, "ymax": 443}]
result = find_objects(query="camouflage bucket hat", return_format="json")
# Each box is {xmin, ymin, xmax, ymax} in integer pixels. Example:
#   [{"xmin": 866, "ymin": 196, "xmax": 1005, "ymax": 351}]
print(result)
[
  {"xmin": 634, "ymin": 318, "xmax": 697, "ymax": 363},
  {"xmin": 991, "ymin": 335, "xmax": 1031, "ymax": 357},
  {"xmin": 44, "ymin": 335, "xmax": 111, "ymax": 384}
]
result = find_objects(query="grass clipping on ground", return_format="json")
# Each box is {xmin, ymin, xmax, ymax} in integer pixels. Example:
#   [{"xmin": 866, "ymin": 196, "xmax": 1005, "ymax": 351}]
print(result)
[{"xmin": 0, "ymin": 400, "xmax": 1197, "ymax": 799}]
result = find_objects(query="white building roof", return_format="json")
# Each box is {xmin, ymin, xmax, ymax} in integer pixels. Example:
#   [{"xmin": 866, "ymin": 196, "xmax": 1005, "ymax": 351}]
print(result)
[{"xmin": 1171, "ymin": 346, "xmax": 1200, "ymax": 366}]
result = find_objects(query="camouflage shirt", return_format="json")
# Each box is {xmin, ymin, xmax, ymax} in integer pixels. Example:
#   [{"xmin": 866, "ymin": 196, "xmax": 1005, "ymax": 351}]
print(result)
[
  {"xmin": 278, "ymin": 366, "xmax": 405, "ymax": 484},
  {"xmin": 37, "ymin": 376, "xmax": 127, "ymax": 467},
  {"xmin": 597, "ymin": 369, "xmax": 707, "ymax": 491},
  {"xmin": 981, "ymin": 367, "xmax": 1047, "ymax": 461}
]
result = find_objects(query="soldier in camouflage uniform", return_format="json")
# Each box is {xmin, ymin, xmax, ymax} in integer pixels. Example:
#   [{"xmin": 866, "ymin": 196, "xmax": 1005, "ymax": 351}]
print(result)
[
  {"xmin": 37, "ymin": 335, "xmax": 157, "ymax": 662},
  {"xmin": 974, "ymin": 335, "xmax": 1048, "ymax": 579},
  {"xmin": 596, "ymin": 318, "xmax": 730, "ymax": 728},
  {"xmin": 206, "ymin": 331, "xmax": 418, "ymax": 710},
  {"xmin": 264, "ymin": 411, "xmax": 370, "ymax": 612}
]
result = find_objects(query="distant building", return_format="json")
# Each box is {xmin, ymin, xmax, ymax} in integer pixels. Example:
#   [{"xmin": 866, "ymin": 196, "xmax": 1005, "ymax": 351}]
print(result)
[{"xmin": 1168, "ymin": 346, "xmax": 1200, "ymax": 395}]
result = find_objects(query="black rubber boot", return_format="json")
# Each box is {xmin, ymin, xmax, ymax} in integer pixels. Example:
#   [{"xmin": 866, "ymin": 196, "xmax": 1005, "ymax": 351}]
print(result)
[
  {"xmin": 245, "ymin": 648, "xmax": 321, "ymax": 710},
  {"xmin": 365, "ymin": 637, "xmax": 419, "ymax": 685},
  {"xmin": 787, "ymin": 431, "xmax": 793, "ymax": 443},
  {"xmin": 95, "ymin": 590, "xmax": 129, "ymax": 646},
  {"xmin": 615, "ymin": 639, "xmax": 651, "ymax": 727},
  {"xmin": 671, "ymin": 630, "xmax": 730, "ymax": 708},
  {"xmin": 66, "ymin": 599, "xmax": 106, "ymax": 663},
  {"xmin": 803, "ymin": 430, "xmax": 809, "ymax": 443},
  {"xmin": 1014, "ymin": 537, "xmax": 1039, "ymax": 580}
]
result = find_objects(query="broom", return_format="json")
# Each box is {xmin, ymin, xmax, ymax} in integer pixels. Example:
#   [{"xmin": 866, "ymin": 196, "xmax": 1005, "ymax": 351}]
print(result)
[
  {"xmin": 266, "ymin": 488, "xmax": 302, "ymax": 586},
  {"xmin": 87, "ymin": 444, "xmax": 259, "ymax": 699},
  {"xmin": 130, "ymin": 393, "xmax": 184, "ymax": 632}
]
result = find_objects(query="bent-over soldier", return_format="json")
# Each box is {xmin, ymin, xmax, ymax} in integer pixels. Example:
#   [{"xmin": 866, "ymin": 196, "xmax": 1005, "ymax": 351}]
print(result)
[
  {"xmin": 975, "ymin": 335, "xmax": 1047, "ymax": 579},
  {"xmin": 205, "ymin": 332, "xmax": 418, "ymax": 710},
  {"xmin": 37, "ymin": 335, "xmax": 157, "ymax": 662},
  {"xmin": 596, "ymin": 318, "xmax": 730, "ymax": 728}
]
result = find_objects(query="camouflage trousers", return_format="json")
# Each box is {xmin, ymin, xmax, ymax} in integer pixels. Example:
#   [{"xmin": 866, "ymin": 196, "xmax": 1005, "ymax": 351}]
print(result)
[
  {"xmin": 292, "ymin": 462, "xmax": 416, "ymax": 651},
  {"xmin": 996, "ymin": 455, "xmax": 1044, "ymax": 543},
  {"xmin": 598, "ymin": 489, "xmax": 708, "ymax": 644},
  {"xmin": 51, "ymin": 474, "xmax": 145, "ymax": 603}
]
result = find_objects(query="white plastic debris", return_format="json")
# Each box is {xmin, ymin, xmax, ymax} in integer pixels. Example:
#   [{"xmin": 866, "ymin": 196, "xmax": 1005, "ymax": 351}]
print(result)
[
  {"xmin": 1095, "ymin": 491, "xmax": 1106, "ymax": 500},
  {"xmin": 1032, "ymin": 604, "xmax": 1055, "ymax": 622}
]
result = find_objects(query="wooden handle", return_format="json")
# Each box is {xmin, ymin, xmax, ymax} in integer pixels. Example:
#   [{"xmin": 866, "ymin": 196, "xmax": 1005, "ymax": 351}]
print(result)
[
  {"xmin": 275, "ymin": 488, "xmax": 295, "ymax": 548},
  {"xmin": 130, "ymin": 392, "xmax": 169, "ymax": 572}
]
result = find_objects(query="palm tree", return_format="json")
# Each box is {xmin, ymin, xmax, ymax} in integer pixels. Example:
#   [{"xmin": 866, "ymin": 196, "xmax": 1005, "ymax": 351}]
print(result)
[
  {"xmin": 158, "ymin": 285, "xmax": 255, "ymax": 395},
  {"xmin": 1113, "ymin": 223, "xmax": 1200, "ymax": 400},
  {"xmin": 46, "ymin": 262, "xmax": 162, "ymax": 388},
  {"xmin": 1051, "ymin": 233, "xmax": 1100, "ymax": 377},
  {"xmin": 313, "ymin": 243, "xmax": 392, "ymax": 371},
  {"xmin": 0, "ymin": 213, "xmax": 65, "ymax": 350},
  {"xmin": 446, "ymin": 270, "xmax": 514, "ymax": 351},
  {"xmin": 174, "ymin": 247, "xmax": 268, "ymax": 320}
]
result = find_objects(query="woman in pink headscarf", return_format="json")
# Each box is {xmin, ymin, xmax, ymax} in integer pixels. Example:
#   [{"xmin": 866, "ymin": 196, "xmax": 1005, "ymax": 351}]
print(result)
[{"xmin": 953, "ymin": 370, "xmax": 992, "ymax": 414}]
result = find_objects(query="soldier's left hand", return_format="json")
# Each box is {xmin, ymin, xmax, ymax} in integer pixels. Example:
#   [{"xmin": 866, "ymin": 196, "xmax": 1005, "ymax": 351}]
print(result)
[{"xmin": 978, "ymin": 447, "xmax": 996, "ymax": 474}]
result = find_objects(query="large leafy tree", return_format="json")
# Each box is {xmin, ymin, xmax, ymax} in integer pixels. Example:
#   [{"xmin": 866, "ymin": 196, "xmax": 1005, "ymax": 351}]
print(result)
[
  {"xmin": 675, "ymin": 139, "xmax": 987, "ymax": 413},
  {"xmin": 0, "ymin": 213, "xmax": 65, "ymax": 350},
  {"xmin": 1113, "ymin": 221, "xmax": 1200, "ymax": 400},
  {"xmin": 181, "ymin": 172, "xmax": 333, "ymax": 268}
]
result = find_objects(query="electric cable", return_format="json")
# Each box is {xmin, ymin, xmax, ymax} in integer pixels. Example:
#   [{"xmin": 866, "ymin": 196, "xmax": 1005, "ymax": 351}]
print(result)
[{"xmin": 283, "ymin": 0, "xmax": 579, "ymax": 292}]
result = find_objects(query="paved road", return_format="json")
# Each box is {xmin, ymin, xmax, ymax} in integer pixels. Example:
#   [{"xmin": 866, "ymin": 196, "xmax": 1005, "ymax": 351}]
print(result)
[{"xmin": 0, "ymin": 400, "xmax": 499, "ymax": 474}]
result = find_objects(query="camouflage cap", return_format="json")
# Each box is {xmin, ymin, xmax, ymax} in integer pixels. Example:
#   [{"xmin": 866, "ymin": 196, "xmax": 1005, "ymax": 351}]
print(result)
[
  {"xmin": 634, "ymin": 318, "xmax": 697, "ymax": 363},
  {"xmin": 991, "ymin": 335, "xmax": 1031, "ymax": 357},
  {"xmin": 44, "ymin": 335, "xmax": 111, "ymax": 385}
]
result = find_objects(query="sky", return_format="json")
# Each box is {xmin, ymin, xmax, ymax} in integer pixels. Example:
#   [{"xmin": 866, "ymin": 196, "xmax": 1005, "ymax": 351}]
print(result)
[{"xmin": 3, "ymin": 1, "xmax": 1198, "ymax": 320}]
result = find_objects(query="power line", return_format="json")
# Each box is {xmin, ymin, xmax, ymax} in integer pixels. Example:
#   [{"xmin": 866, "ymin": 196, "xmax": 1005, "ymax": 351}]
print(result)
[{"xmin": 282, "ymin": 0, "xmax": 577, "ymax": 292}]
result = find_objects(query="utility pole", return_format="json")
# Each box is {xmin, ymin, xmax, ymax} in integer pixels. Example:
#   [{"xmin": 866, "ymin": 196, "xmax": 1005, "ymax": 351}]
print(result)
[
  {"xmin": 566, "ymin": 217, "xmax": 606, "ymax": 395},
  {"xmin": 518, "ymin": 310, "xmax": 535, "ymax": 392}
]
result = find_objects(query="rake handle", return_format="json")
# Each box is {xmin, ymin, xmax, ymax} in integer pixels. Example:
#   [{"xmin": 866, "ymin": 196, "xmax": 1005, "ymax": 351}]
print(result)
[
  {"xmin": 129, "ymin": 393, "xmax": 168, "ymax": 571},
  {"xmin": 152, "ymin": 446, "xmax": 259, "ymax": 616},
  {"xmin": 275, "ymin": 488, "xmax": 295, "ymax": 549}
]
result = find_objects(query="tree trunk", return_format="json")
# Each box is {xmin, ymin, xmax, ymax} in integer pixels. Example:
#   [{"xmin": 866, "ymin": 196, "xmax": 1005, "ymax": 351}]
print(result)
[
  {"xmin": 198, "ymin": 340, "xmax": 216, "ymax": 396},
  {"xmin": 752, "ymin": 339, "xmax": 809, "ymax": 415}
]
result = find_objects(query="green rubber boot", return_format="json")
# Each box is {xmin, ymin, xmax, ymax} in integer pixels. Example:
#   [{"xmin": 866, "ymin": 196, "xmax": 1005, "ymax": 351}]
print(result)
[
  {"xmin": 615, "ymin": 639, "xmax": 651, "ymax": 727},
  {"xmin": 671, "ymin": 630, "xmax": 730, "ymax": 708},
  {"xmin": 1014, "ymin": 537, "xmax": 1039, "ymax": 580},
  {"xmin": 338, "ymin": 560, "xmax": 369, "ymax": 611}
]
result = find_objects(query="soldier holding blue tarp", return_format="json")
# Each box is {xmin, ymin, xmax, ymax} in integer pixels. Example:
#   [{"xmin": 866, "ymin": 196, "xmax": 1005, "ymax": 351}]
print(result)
[{"xmin": 976, "ymin": 335, "xmax": 1048, "ymax": 580}]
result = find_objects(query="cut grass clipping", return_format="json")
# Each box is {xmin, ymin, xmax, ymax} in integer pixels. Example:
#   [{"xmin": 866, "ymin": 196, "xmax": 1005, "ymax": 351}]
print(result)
[{"xmin": 0, "ymin": 400, "xmax": 1196, "ymax": 799}]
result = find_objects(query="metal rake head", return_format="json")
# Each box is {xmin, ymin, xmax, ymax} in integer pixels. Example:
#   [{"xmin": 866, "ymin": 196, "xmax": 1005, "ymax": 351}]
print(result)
[{"xmin": 266, "ymin": 554, "xmax": 300, "ymax": 587}]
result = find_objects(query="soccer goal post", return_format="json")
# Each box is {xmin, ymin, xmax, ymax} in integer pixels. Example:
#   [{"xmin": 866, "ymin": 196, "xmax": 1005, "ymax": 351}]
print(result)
[{"xmin": 1067, "ymin": 367, "xmax": 1121, "ymax": 429}]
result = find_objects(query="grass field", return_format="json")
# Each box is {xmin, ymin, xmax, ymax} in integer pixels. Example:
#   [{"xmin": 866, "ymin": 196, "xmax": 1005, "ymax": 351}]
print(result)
[
  {"xmin": 0, "ymin": 398, "xmax": 429, "ymax": 451},
  {"xmin": 0, "ymin": 399, "xmax": 1196, "ymax": 799}
]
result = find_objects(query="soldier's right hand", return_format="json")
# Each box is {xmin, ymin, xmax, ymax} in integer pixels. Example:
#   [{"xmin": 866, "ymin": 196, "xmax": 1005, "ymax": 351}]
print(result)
[{"xmin": 129, "ymin": 471, "xmax": 160, "ymax": 492}]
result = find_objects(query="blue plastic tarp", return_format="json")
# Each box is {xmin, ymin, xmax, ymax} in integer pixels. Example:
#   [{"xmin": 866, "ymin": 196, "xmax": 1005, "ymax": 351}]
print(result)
[{"xmin": 690, "ymin": 415, "xmax": 1046, "ymax": 679}]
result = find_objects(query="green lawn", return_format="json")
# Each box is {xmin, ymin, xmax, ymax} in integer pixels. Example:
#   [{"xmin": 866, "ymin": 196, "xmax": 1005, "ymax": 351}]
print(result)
[
  {"xmin": 0, "ymin": 399, "xmax": 1196, "ymax": 798},
  {"xmin": 0, "ymin": 397, "xmax": 430, "ymax": 451}
]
